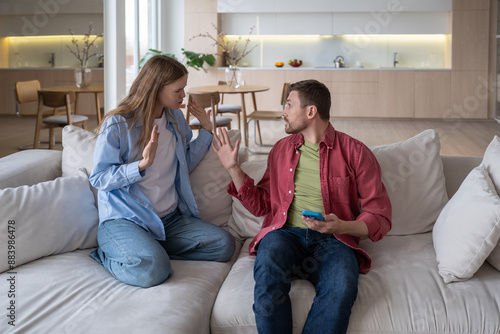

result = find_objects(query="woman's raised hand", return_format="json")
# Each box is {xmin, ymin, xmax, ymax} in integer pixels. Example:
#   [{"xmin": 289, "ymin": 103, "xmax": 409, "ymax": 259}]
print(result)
[
  {"xmin": 138, "ymin": 124, "xmax": 159, "ymax": 172},
  {"xmin": 187, "ymin": 100, "xmax": 213, "ymax": 133}
]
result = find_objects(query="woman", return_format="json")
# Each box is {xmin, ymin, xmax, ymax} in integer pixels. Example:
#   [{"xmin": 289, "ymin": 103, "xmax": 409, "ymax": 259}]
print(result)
[{"xmin": 89, "ymin": 55, "xmax": 235, "ymax": 288}]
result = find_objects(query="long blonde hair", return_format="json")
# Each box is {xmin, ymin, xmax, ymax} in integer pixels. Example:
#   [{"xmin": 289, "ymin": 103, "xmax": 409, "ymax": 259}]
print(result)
[{"xmin": 95, "ymin": 55, "xmax": 188, "ymax": 162}]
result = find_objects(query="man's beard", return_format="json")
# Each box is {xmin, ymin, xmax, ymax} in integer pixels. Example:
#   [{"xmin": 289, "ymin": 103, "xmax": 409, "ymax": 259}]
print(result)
[{"xmin": 284, "ymin": 118, "xmax": 306, "ymax": 134}]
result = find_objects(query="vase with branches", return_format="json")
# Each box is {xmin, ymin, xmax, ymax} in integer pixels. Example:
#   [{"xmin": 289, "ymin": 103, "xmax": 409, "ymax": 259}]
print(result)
[
  {"xmin": 190, "ymin": 24, "xmax": 257, "ymax": 88},
  {"xmin": 67, "ymin": 22, "xmax": 103, "ymax": 88}
]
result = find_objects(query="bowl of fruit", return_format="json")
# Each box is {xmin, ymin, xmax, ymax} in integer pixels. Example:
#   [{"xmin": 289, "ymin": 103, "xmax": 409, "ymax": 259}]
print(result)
[
  {"xmin": 288, "ymin": 59, "xmax": 303, "ymax": 67},
  {"xmin": 275, "ymin": 61, "xmax": 284, "ymax": 67}
]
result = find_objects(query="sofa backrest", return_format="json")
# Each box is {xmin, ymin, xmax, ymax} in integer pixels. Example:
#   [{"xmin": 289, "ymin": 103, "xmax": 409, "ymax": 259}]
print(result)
[
  {"xmin": 441, "ymin": 155, "xmax": 482, "ymax": 198},
  {"xmin": 0, "ymin": 150, "xmax": 62, "ymax": 189}
]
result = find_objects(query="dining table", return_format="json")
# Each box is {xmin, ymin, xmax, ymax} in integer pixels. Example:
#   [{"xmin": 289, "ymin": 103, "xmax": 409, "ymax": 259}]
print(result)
[
  {"xmin": 187, "ymin": 84, "xmax": 270, "ymax": 147},
  {"xmin": 40, "ymin": 83, "xmax": 104, "ymax": 123}
]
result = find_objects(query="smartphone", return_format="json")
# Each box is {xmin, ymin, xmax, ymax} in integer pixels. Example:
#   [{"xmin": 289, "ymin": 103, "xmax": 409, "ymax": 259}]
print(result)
[{"xmin": 301, "ymin": 210, "xmax": 324, "ymax": 221}]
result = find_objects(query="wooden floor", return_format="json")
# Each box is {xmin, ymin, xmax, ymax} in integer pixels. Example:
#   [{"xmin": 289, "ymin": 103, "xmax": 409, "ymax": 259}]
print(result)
[{"xmin": 0, "ymin": 114, "xmax": 499, "ymax": 160}]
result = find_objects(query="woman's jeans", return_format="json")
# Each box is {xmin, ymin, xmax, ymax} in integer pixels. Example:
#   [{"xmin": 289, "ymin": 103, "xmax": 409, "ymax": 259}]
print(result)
[
  {"xmin": 89, "ymin": 209, "xmax": 235, "ymax": 288},
  {"xmin": 253, "ymin": 227, "xmax": 359, "ymax": 334}
]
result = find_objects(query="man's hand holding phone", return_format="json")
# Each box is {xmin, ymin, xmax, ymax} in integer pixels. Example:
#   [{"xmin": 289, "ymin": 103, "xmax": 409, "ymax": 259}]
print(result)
[{"xmin": 302, "ymin": 210, "xmax": 324, "ymax": 221}]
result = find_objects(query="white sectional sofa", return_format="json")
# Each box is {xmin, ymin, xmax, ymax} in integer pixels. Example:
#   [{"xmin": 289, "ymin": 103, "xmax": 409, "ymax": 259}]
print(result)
[{"xmin": 1, "ymin": 125, "xmax": 499, "ymax": 334}]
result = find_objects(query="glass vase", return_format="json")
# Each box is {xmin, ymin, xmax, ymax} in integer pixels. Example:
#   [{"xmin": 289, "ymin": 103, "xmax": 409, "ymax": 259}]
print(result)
[
  {"xmin": 75, "ymin": 66, "xmax": 92, "ymax": 88},
  {"xmin": 225, "ymin": 65, "xmax": 242, "ymax": 88}
]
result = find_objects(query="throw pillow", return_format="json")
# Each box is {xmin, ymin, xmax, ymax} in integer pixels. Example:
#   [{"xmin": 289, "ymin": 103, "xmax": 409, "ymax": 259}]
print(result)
[
  {"xmin": 371, "ymin": 129, "xmax": 448, "ymax": 235},
  {"xmin": 432, "ymin": 165, "xmax": 500, "ymax": 283},
  {"xmin": 62, "ymin": 125, "xmax": 96, "ymax": 177},
  {"xmin": 482, "ymin": 135, "xmax": 500, "ymax": 194},
  {"xmin": 226, "ymin": 160, "xmax": 267, "ymax": 240},
  {"xmin": 190, "ymin": 129, "xmax": 241, "ymax": 228},
  {"xmin": 0, "ymin": 173, "xmax": 99, "ymax": 273},
  {"xmin": 482, "ymin": 135, "xmax": 500, "ymax": 271}
]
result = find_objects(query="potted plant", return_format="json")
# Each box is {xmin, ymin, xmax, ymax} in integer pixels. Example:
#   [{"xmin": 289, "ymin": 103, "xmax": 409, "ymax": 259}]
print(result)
[{"xmin": 138, "ymin": 48, "xmax": 215, "ymax": 72}]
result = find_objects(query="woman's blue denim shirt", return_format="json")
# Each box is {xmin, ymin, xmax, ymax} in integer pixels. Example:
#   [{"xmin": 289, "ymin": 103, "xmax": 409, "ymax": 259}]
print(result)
[{"xmin": 89, "ymin": 108, "xmax": 213, "ymax": 241}]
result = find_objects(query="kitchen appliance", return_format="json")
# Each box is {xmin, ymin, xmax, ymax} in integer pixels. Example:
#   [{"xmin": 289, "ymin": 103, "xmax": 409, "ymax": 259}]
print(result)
[{"xmin": 334, "ymin": 55, "xmax": 345, "ymax": 68}]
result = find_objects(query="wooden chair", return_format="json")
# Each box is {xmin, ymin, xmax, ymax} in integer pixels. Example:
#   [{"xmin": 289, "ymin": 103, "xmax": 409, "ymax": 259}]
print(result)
[
  {"xmin": 186, "ymin": 91, "xmax": 232, "ymax": 132},
  {"xmin": 246, "ymin": 82, "xmax": 291, "ymax": 145},
  {"xmin": 216, "ymin": 80, "xmax": 243, "ymax": 130},
  {"xmin": 15, "ymin": 80, "xmax": 62, "ymax": 118},
  {"xmin": 15, "ymin": 80, "xmax": 66, "ymax": 149},
  {"xmin": 34, "ymin": 91, "xmax": 88, "ymax": 149}
]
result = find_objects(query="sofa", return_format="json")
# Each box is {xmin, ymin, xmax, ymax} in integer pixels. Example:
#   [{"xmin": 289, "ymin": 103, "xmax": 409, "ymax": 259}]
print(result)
[{"xmin": 1, "ymin": 125, "xmax": 499, "ymax": 334}]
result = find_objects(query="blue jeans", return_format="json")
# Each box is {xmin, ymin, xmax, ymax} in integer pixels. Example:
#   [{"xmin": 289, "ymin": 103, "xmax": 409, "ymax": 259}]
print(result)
[
  {"xmin": 90, "ymin": 209, "xmax": 235, "ymax": 288},
  {"xmin": 253, "ymin": 227, "xmax": 359, "ymax": 334}
]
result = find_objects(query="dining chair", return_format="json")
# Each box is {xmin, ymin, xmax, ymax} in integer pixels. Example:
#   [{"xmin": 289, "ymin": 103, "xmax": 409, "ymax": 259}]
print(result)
[
  {"xmin": 15, "ymin": 80, "xmax": 62, "ymax": 118},
  {"xmin": 15, "ymin": 80, "xmax": 67, "ymax": 149},
  {"xmin": 246, "ymin": 82, "xmax": 291, "ymax": 145},
  {"xmin": 216, "ymin": 80, "xmax": 242, "ymax": 130},
  {"xmin": 34, "ymin": 91, "xmax": 88, "ymax": 149},
  {"xmin": 186, "ymin": 91, "xmax": 232, "ymax": 132}
]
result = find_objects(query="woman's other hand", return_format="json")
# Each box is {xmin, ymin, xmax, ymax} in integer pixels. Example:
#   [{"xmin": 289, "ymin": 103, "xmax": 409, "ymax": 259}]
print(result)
[
  {"xmin": 188, "ymin": 100, "xmax": 213, "ymax": 133},
  {"xmin": 139, "ymin": 125, "xmax": 159, "ymax": 172}
]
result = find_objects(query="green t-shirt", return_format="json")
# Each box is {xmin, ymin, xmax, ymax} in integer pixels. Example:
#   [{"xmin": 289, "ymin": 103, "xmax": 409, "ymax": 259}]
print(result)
[{"xmin": 286, "ymin": 140, "xmax": 324, "ymax": 228}]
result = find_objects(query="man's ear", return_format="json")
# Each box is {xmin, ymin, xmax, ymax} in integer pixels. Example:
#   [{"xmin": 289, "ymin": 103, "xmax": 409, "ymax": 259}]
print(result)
[{"xmin": 306, "ymin": 105, "xmax": 318, "ymax": 119}]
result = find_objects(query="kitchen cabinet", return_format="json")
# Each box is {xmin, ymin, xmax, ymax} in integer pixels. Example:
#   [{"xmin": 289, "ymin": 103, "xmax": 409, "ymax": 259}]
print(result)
[
  {"xmin": 332, "ymin": 0, "xmax": 451, "ymax": 12},
  {"xmin": 331, "ymin": 12, "xmax": 449, "ymax": 35},
  {"xmin": 222, "ymin": 12, "xmax": 449, "ymax": 35},
  {"xmin": 218, "ymin": 0, "xmax": 451, "ymax": 35},
  {"xmin": 414, "ymin": 71, "xmax": 451, "ymax": 118},
  {"xmin": 378, "ymin": 70, "xmax": 414, "ymax": 118},
  {"xmin": 451, "ymin": 10, "xmax": 489, "ymax": 71},
  {"xmin": 218, "ymin": 0, "xmax": 451, "ymax": 13},
  {"xmin": 330, "ymin": 71, "xmax": 379, "ymax": 117},
  {"xmin": 450, "ymin": 71, "xmax": 489, "ymax": 119},
  {"xmin": 453, "ymin": 0, "xmax": 489, "ymax": 11},
  {"xmin": 221, "ymin": 13, "xmax": 332, "ymax": 35},
  {"xmin": 218, "ymin": 0, "xmax": 333, "ymax": 13},
  {"xmin": 208, "ymin": 68, "xmax": 493, "ymax": 120}
]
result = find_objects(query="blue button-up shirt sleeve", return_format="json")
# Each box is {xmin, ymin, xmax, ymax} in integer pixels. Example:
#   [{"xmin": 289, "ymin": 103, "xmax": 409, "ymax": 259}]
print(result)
[{"xmin": 89, "ymin": 117, "xmax": 143, "ymax": 192}]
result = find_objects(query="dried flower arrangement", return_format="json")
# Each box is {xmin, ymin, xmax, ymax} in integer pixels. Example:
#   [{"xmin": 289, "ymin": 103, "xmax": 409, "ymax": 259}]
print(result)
[
  {"xmin": 190, "ymin": 24, "xmax": 257, "ymax": 67},
  {"xmin": 67, "ymin": 22, "xmax": 104, "ymax": 68}
]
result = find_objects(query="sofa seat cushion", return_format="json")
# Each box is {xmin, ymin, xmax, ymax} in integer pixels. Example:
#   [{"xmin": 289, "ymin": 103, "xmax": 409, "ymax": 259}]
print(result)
[
  {"xmin": 211, "ymin": 234, "xmax": 500, "ymax": 334},
  {"xmin": 0, "ymin": 244, "xmax": 241, "ymax": 334}
]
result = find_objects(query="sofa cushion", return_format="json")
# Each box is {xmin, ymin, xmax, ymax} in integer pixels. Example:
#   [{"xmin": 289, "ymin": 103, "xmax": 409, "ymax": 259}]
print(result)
[
  {"xmin": 482, "ymin": 135, "xmax": 500, "ymax": 194},
  {"xmin": 190, "ymin": 129, "xmax": 241, "ymax": 228},
  {"xmin": 0, "ymin": 150, "xmax": 61, "ymax": 189},
  {"xmin": 433, "ymin": 165, "xmax": 500, "ymax": 283},
  {"xmin": 211, "ymin": 233, "xmax": 500, "ymax": 333},
  {"xmin": 0, "ymin": 248, "xmax": 238, "ymax": 333},
  {"xmin": 62, "ymin": 125, "xmax": 96, "ymax": 177},
  {"xmin": 482, "ymin": 136, "xmax": 500, "ymax": 271},
  {"xmin": 226, "ymin": 160, "xmax": 267, "ymax": 240},
  {"xmin": 0, "ymin": 173, "xmax": 98, "ymax": 273},
  {"xmin": 371, "ymin": 129, "xmax": 448, "ymax": 235}
]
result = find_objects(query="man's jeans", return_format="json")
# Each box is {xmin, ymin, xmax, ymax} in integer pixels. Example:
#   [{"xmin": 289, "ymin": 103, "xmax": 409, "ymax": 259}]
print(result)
[
  {"xmin": 253, "ymin": 227, "xmax": 359, "ymax": 334},
  {"xmin": 90, "ymin": 209, "xmax": 235, "ymax": 288}
]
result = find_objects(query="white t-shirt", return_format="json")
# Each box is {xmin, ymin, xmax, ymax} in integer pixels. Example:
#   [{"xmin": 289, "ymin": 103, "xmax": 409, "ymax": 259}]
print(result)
[{"xmin": 138, "ymin": 113, "xmax": 178, "ymax": 218}]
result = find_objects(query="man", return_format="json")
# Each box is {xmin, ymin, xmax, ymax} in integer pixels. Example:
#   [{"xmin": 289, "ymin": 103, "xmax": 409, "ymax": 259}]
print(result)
[{"xmin": 212, "ymin": 80, "xmax": 392, "ymax": 334}]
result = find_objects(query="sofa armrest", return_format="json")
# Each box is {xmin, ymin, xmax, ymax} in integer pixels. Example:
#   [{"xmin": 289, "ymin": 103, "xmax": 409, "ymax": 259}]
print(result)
[
  {"xmin": 0, "ymin": 150, "xmax": 62, "ymax": 189},
  {"xmin": 441, "ymin": 155, "xmax": 482, "ymax": 198}
]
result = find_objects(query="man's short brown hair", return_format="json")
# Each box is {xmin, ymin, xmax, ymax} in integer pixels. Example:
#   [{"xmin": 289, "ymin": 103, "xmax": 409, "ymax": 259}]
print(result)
[{"xmin": 289, "ymin": 80, "xmax": 331, "ymax": 121}]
